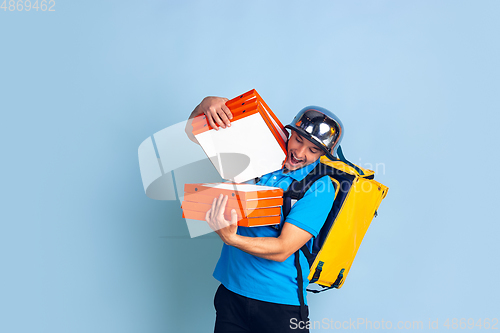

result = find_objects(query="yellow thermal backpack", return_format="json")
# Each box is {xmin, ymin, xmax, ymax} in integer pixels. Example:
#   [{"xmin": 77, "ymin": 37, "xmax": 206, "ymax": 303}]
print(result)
[{"xmin": 282, "ymin": 147, "xmax": 388, "ymax": 320}]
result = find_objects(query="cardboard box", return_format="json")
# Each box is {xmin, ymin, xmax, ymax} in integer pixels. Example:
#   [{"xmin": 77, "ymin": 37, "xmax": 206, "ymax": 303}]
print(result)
[
  {"xmin": 192, "ymin": 89, "xmax": 288, "ymax": 183},
  {"xmin": 182, "ymin": 182, "xmax": 283, "ymax": 227}
]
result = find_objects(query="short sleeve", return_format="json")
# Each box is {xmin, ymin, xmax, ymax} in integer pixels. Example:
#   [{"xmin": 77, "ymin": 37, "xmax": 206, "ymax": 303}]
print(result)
[{"xmin": 285, "ymin": 175, "xmax": 336, "ymax": 237}]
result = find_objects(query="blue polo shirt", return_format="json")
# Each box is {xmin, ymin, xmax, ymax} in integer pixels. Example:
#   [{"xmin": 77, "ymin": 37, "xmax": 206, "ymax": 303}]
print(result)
[{"xmin": 213, "ymin": 158, "xmax": 336, "ymax": 306}]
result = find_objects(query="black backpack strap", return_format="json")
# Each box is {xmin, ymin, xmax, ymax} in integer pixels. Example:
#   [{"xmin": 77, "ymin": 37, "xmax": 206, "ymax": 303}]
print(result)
[
  {"xmin": 282, "ymin": 163, "xmax": 330, "ymax": 229},
  {"xmin": 285, "ymin": 157, "xmax": 355, "ymax": 318},
  {"xmin": 307, "ymin": 285, "xmax": 335, "ymax": 294},
  {"xmin": 286, "ymin": 163, "xmax": 335, "ymax": 199},
  {"xmin": 283, "ymin": 162, "xmax": 337, "ymax": 216},
  {"xmin": 337, "ymin": 145, "xmax": 365, "ymax": 176},
  {"xmin": 300, "ymin": 244, "xmax": 314, "ymax": 266},
  {"xmin": 306, "ymin": 268, "xmax": 345, "ymax": 293},
  {"xmin": 284, "ymin": 163, "xmax": 335, "ymax": 322},
  {"xmin": 294, "ymin": 250, "xmax": 308, "ymax": 322}
]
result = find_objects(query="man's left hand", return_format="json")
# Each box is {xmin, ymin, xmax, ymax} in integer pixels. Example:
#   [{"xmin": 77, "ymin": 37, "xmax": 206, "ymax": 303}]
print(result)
[{"xmin": 205, "ymin": 194, "xmax": 238, "ymax": 245}]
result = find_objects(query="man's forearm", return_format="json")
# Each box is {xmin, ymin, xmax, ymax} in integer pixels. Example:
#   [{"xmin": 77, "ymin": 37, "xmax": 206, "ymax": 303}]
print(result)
[{"xmin": 226, "ymin": 234, "xmax": 289, "ymax": 262}]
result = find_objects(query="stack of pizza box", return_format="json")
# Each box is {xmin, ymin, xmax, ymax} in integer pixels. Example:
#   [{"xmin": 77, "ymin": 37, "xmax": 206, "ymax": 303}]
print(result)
[
  {"xmin": 191, "ymin": 89, "xmax": 288, "ymax": 183},
  {"xmin": 181, "ymin": 183, "xmax": 283, "ymax": 227},
  {"xmin": 184, "ymin": 89, "xmax": 287, "ymax": 227}
]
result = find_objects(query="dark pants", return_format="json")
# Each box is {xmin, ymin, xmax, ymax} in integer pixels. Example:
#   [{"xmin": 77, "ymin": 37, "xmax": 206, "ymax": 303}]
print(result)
[{"xmin": 214, "ymin": 284, "xmax": 310, "ymax": 333}]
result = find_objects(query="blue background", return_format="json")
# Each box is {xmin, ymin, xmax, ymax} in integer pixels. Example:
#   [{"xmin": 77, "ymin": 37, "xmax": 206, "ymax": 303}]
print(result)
[{"xmin": 1, "ymin": 1, "xmax": 499, "ymax": 332}]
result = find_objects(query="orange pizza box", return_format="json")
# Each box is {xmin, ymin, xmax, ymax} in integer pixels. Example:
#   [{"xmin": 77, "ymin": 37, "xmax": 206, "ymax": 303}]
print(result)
[
  {"xmin": 184, "ymin": 183, "xmax": 283, "ymax": 201},
  {"xmin": 181, "ymin": 201, "xmax": 281, "ymax": 219},
  {"xmin": 182, "ymin": 210, "xmax": 281, "ymax": 227},
  {"xmin": 183, "ymin": 192, "xmax": 283, "ymax": 210},
  {"xmin": 191, "ymin": 89, "xmax": 289, "ymax": 183}
]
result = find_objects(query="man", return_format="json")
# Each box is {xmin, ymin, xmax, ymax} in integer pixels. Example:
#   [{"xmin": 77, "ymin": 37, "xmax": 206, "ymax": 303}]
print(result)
[{"xmin": 186, "ymin": 96, "xmax": 343, "ymax": 333}]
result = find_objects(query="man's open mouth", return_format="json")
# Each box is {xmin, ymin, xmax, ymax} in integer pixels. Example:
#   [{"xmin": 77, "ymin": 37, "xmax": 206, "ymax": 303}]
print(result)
[{"xmin": 290, "ymin": 152, "xmax": 304, "ymax": 165}]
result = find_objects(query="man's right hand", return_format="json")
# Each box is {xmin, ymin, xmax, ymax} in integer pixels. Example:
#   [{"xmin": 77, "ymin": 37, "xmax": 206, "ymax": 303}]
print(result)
[
  {"xmin": 186, "ymin": 96, "xmax": 234, "ymax": 144},
  {"xmin": 196, "ymin": 96, "xmax": 233, "ymax": 130}
]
